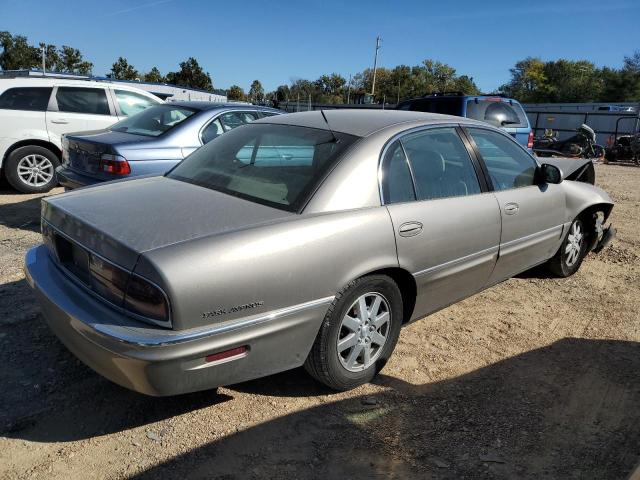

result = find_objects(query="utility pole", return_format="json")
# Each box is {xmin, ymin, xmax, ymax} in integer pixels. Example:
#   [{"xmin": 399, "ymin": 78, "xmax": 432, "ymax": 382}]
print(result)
[
  {"xmin": 347, "ymin": 74, "xmax": 352, "ymax": 104},
  {"xmin": 371, "ymin": 35, "xmax": 381, "ymax": 97},
  {"xmin": 40, "ymin": 43, "xmax": 46, "ymax": 75}
]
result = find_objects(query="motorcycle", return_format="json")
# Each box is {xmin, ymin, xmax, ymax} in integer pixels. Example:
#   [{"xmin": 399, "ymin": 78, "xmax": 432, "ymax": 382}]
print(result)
[{"xmin": 533, "ymin": 124, "xmax": 605, "ymax": 159}]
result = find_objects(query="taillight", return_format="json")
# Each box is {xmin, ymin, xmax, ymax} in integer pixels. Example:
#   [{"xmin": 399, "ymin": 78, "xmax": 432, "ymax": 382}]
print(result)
[
  {"xmin": 89, "ymin": 255, "xmax": 129, "ymax": 305},
  {"xmin": 528, "ymin": 131, "xmax": 534, "ymax": 149},
  {"xmin": 99, "ymin": 154, "xmax": 130, "ymax": 175},
  {"xmin": 124, "ymin": 275, "xmax": 170, "ymax": 325}
]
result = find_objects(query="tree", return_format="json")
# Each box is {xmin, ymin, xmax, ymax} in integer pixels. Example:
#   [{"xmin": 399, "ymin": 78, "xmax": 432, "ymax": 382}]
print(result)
[
  {"xmin": 58, "ymin": 45, "xmax": 92, "ymax": 75},
  {"xmin": 623, "ymin": 50, "xmax": 640, "ymax": 73},
  {"xmin": 227, "ymin": 84, "xmax": 246, "ymax": 101},
  {"xmin": 0, "ymin": 31, "xmax": 39, "ymax": 70},
  {"xmin": 166, "ymin": 57, "xmax": 213, "ymax": 91},
  {"xmin": 248, "ymin": 80, "xmax": 265, "ymax": 103},
  {"xmin": 109, "ymin": 57, "xmax": 139, "ymax": 80},
  {"xmin": 143, "ymin": 67, "xmax": 165, "ymax": 83}
]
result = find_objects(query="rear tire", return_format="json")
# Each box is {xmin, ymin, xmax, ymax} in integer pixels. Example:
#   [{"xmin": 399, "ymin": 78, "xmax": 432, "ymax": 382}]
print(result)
[
  {"xmin": 547, "ymin": 218, "xmax": 587, "ymax": 277},
  {"xmin": 304, "ymin": 275, "xmax": 403, "ymax": 391},
  {"xmin": 5, "ymin": 145, "xmax": 60, "ymax": 193}
]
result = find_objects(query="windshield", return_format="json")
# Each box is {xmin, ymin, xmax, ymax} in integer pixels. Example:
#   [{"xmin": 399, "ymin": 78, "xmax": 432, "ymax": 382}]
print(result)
[
  {"xmin": 168, "ymin": 123, "xmax": 358, "ymax": 211},
  {"xmin": 110, "ymin": 104, "xmax": 197, "ymax": 137},
  {"xmin": 466, "ymin": 99, "xmax": 529, "ymax": 128}
]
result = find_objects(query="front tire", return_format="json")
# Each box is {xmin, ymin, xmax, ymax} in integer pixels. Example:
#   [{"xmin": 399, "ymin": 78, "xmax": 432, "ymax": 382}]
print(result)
[
  {"xmin": 5, "ymin": 145, "xmax": 60, "ymax": 193},
  {"xmin": 547, "ymin": 218, "xmax": 587, "ymax": 277},
  {"xmin": 305, "ymin": 275, "xmax": 403, "ymax": 391}
]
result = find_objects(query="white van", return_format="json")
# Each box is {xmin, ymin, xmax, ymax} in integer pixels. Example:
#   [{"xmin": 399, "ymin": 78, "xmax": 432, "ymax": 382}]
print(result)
[{"xmin": 0, "ymin": 78, "xmax": 162, "ymax": 193}]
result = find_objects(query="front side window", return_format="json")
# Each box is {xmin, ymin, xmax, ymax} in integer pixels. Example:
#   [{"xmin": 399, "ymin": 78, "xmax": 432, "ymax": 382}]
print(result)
[
  {"xmin": 168, "ymin": 124, "xmax": 358, "ymax": 211},
  {"xmin": 466, "ymin": 99, "xmax": 528, "ymax": 128},
  {"xmin": 401, "ymin": 127, "xmax": 481, "ymax": 201},
  {"xmin": 114, "ymin": 89, "xmax": 157, "ymax": 116},
  {"xmin": 219, "ymin": 111, "xmax": 258, "ymax": 131},
  {"xmin": 109, "ymin": 104, "xmax": 197, "ymax": 137},
  {"xmin": 467, "ymin": 128, "xmax": 537, "ymax": 190},
  {"xmin": 0, "ymin": 87, "xmax": 52, "ymax": 111},
  {"xmin": 56, "ymin": 87, "xmax": 110, "ymax": 115},
  {"xmin": 381, "ymin": 141, "xmax": 415, "ymax": 204}
]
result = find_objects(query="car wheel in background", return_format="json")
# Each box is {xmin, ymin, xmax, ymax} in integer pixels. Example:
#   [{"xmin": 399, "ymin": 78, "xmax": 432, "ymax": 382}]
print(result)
[
  {"xmin": 305, "ymin": 275, "xmax": 403, "ymax": 391},
  {"xmin": 547, "ymin": 218, "xmax": 587, "ymax": 277},
  {"xmin": 5, "ymin": 145, "xmax": 60, "ymax": 194}
]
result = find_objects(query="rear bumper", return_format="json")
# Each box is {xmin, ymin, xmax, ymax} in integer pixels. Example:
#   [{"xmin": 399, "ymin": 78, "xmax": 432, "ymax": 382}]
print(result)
[
  {"xmin": 24, "ymin": 245, "xmax": 330, "ymax": 396},
  {"xmin": 56, "ymin": 167, "xmax": 102, "ymax": 190}
]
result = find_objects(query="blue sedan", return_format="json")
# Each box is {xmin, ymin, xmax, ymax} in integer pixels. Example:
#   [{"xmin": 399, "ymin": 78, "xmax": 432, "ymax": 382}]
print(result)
[{"xmin": 56, "ymin": 102, "xmax": 281, "ymax": 189}]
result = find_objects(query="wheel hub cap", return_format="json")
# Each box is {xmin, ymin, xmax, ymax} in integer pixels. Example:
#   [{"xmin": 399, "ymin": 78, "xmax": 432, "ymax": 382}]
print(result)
[{"xmin": 337, "ymin": 292, "xmax": 390, "ymax": 372}]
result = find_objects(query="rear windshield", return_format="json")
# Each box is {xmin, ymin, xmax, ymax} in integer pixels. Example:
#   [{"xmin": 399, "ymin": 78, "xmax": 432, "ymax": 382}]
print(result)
[
  {"xmin": 168, "ymin": 123, "xmax": 358, "ymax": 211},
  {"xmin": 110, "ymin": 104, "xmax": 197, "ymax": 137},
  {"xmin": 466, "ymin": 99, "xmax": 529, "ymax": 128},
  {"xmin": 397, "ymin": 97, "xmax": 463, "ymax": 116}
]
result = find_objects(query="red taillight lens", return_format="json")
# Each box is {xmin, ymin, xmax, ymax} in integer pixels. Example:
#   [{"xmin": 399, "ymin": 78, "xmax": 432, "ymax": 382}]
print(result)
[
  {"xmin": 124, "ymin": 275, "xmax": 170, "ymax": 325},
  {"xmin": 89, "ymin": 255, "xmax": 128, "ymax": 305},
  {"xmin": 528, "ymin": 131, "xmax": 534, "ymax": 149},
  {"xmin": 99, "ymin": 154, "xmax": 130, "ymax": 175}
]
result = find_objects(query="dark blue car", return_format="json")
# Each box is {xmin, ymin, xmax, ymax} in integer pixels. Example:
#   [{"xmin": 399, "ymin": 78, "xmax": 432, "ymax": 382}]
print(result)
[
  {"xmin": 397, "ymin": 94, "xmax": 533, "ymax": 150},
  {"xmin": 56, "ymin": 102, "xmax": 281, "ymax": 189}
]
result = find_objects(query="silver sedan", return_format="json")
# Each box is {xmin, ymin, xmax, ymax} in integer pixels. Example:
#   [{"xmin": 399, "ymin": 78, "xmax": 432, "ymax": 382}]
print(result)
[{"xmin": 25, "ymin": 110, "xmax": 615, "ymax": 395}]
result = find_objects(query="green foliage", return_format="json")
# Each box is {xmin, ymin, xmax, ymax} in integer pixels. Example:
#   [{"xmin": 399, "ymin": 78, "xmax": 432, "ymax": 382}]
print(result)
[
  {"xmin": 109, "ymin": 57, "xmax": 139, "ymax": 80},
  {"xmin": 166, "ymin": 57, "xmax": 213, "ymax": 91},
  {"xmin": 143, "ymin": 67, "xmax": 165, "ymax": 83},
  {"xmin": 227, "ymin": 84, "xmax": 246, "ymax": 101},
  {"xmin": 0, "ymin": 32, "xmax": 93, "ymax": 74},
  {"xmin": 248, "ymin": 79, "xmax": 264, "ymax": 103}
]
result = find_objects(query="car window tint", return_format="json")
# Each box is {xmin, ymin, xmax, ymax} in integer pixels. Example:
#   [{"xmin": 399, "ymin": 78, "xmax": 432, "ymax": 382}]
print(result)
[
  {"xmin": 466, "ymin": 100, "xmax": 528, "ymax": 128},
  {"xmin": 381, "ymin": 141, "xmax": 415, "ymax": 204},
  {"xmin": 260, "ymin": 111, "xmax": 279, "ymax": 117},
  {"xmin": 0, "ymin": 87, "xmax": 52, "ymax": 111},
  {"xmin": 201, "ymin": 118, "xmax": 224, "ymax": 144},
  {"xmin": 56, "ymin": 87, "xmax": 110, "ymax": 115},
  {"xmin": 115, "ymin": 89, "xmax": 156, "ymax": 116},
  {"xmin": 168, "ymin": 124, "xmax": 357, "ymax": 211},
  {"xmin": 220, "ymin": 111, "xmax": 258, "ymax": 131},
  {"xmin": 109, "ymin": 104, "xmax": 197, "ymax": 137},
  {"xmin": 401, "ymin": 127, "xmax": 481, "ymax": 201},
  {"xmin": 467, "ymin": 128, "xmax": 536, "ymax": 190}
]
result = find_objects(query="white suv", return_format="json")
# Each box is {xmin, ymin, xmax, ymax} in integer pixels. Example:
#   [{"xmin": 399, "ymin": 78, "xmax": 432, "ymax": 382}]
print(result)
[{"xmin": 0, "ymin": 78, "xmax": 162, "ymax": 193}]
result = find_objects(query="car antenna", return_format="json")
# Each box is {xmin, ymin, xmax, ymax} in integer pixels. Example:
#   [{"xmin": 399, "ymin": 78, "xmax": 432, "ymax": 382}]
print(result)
[{"xmin": 319, "ymin": 109, "xmax": 339, "ymax": 143}]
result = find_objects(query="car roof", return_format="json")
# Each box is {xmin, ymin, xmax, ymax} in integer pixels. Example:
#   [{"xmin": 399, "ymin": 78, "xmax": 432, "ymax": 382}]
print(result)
[
  {"xmin": 401, "ymin": 94, "xmax": 522, "ymax": 104},
  {"xmin": 254, "ymin": 109, "xmax": 483, "ymax": 137},
  {"xmin": 165, "ymin": 101, "xmax": 279, "ymax": 112}
]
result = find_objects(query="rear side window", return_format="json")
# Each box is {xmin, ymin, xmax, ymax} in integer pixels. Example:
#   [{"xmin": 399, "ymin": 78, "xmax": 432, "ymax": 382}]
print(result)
[
  {"xmin": 220, "ymin": 111, "xmax": 259, "ymax": 131},
  {"xmin": 401, "ymin": 127, "xmax": 481, "ymax": 201},
  {"xmin": 114, "ymin": 89, "xmax": 157, "ymax": 116},
  {"xmin": 56, "ymin": 87, "xmax": 110, "ymax": 115},
  {"xmin": 381, "ymin": 141, "xmax": 415, "ymax": 204},
  {"xmin": 466, "ymin": 99, "xmax": 528, "ymax": 128},
  {"xmin": 0, "ymin": 87, "xmax": 52, "ymax": 111}
]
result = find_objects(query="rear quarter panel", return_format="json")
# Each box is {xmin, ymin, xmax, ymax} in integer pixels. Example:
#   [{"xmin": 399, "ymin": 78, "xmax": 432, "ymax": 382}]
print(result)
[
  {"xmin": 135, "ymin": 207, "xmax": 399, "ymax": 330},
  {"xmin": 0, "ymin": 110, "xmax": 50, "ymax": 167}
]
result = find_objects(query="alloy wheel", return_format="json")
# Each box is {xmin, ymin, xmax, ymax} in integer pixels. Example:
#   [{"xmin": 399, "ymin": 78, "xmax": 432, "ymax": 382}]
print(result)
[
  {"xmin": 17, "ymin": 154, "xmax": 54, "ymax": 187},
  {"xmin": 565, "ymin": 221, "xmax": 583, "ymax": 267}
]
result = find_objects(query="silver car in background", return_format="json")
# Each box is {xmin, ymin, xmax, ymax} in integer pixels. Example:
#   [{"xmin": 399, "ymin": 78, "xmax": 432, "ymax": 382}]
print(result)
[{"xmin": 25, "ymin": 110, "xmax": 615, "ymax": 396}]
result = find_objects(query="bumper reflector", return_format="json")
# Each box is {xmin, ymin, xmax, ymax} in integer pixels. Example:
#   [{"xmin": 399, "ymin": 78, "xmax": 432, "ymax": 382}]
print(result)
[{"xmin": 205, "ymin": 346, "xmax": 248, "ymax": 364}]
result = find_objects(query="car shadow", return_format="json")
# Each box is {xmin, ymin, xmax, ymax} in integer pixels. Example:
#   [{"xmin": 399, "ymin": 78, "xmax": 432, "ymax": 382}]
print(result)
[
  {"xmin": 0, "ymin": 193, "xmax": 44, "ymax": 233},
  {"xmin": 131, "ymin": 338, "xmax": 639, "ymax": 480}
]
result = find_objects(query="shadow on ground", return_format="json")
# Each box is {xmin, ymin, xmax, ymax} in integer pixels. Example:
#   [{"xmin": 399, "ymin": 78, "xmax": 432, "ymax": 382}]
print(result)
[
  {"xmin": 2, "ymin": 289, "xmax": 638, "ymax": 480},
  {"xmin": 0, "ymin": 192, "xmax": 43, "ymax": 233},
  {"xmin": 132, "ymin": 338, "xmax": 639, "ymax": 479}
]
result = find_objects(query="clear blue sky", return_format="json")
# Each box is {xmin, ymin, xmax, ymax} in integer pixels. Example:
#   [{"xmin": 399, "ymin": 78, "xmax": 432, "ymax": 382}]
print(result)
[{"xmin": 2, "ymin": 0, "xmax": 638, "ymax": 92}]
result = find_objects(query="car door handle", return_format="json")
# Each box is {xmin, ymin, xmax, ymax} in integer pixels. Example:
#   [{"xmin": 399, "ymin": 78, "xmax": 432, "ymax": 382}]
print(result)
[
  {"xmin": 50, "ymin": 119, "xmax": 69, "ymax": 124},
  {"xmin": 398, "ymin": 221, "xmax": 423, "ymax": 237},
  {"xmin": 504, "ymin": 202, "xmax": 519, "ymax": 215}
]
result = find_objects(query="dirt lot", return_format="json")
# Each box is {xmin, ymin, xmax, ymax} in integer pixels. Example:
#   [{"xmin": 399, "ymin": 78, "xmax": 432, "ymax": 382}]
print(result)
[{"xmin": 0, "ymin": 164, "xmax": 638, "ymax": 480}]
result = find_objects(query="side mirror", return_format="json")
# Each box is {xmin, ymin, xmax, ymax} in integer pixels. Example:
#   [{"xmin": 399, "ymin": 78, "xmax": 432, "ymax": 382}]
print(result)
[{"xmin": 538, "ymin": 163, "xmax": 562, "ymax": 184}]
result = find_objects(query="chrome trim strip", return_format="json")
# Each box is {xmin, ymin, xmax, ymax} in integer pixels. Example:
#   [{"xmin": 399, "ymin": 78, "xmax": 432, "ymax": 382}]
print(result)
[
  {"xmin": 413, "ymin": 245, "xmax": 499, "ymax": 278},
  {"xmin": 93, "ymin": 296, "xmax": 335, "ymax": 347},
  {"xmin": 499, "ymin": 224, "xmax": 563, "ymax": 249}
]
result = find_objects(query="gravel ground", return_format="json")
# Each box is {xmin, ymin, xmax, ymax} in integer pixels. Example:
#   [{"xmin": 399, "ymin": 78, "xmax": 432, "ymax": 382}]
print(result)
[{"xmin": 0, "ymin": 164, "xmax": 638, "ymax": 479}]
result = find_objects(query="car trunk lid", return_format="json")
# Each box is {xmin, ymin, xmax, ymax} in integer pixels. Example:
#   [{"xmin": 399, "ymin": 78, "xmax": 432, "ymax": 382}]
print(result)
[{"xmin": 42, "ymin": 176, "xmax": 295, "ymax": 270}]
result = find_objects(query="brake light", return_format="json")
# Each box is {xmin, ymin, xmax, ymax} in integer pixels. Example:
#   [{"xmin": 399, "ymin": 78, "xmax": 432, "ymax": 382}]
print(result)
[
  {"xmin": 99, "ymin": 154, "xmax": 130, "ymax": 175},
  {"xmin": 124, "ymin": 275, "xmax": 170, "ymax": 324},
  {"xmin": 528, "ymin": 131, "xmax": 534, "ymax": 149}
]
